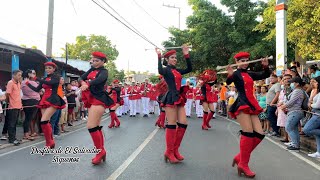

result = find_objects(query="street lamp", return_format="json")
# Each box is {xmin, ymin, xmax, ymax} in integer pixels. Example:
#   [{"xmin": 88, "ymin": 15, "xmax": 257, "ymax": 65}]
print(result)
[{"xmin": 163, "ymin": 3, "xmax": 181, "ymax": 29}]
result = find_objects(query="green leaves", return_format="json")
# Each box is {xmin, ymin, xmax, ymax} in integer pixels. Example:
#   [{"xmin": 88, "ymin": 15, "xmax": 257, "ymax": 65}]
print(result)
[{"xmin": 62, "ymin": 34, "xmax": 119, "ymax": 61}]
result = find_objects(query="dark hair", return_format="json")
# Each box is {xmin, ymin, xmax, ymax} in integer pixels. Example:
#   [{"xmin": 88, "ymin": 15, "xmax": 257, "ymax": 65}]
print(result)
[
  {"xmin": 270, "ymin": 74, "xmax": 277, "ymax": 78},
  {"xmin": 314, "ymin": 76, "xmax": 320, "ymax": 92},
  {"xmin": 284, "ymin": 74, "xmax": 292, "ymax": 78},
  {"xmin": 309, "ymin": 65, "xmax": 318, "ymax": 71},
  {"xmin": 292, "ymin": 61, "xmax": 300, "ymax": 67},
  {"xmin": 12, "ymin": 69, "xmax": 22, "ymax": 76},
  {"xmin": 162, "ymin": 59, "xmax": 168, "ymax": 66},
  {"xmin": 23, "ymin": 69, "xmax": 35, "ymax": 79}
]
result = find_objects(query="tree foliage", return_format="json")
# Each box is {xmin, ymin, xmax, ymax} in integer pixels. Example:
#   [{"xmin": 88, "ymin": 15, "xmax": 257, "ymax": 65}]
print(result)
[
  {"xmin": 256, "ymin": 0, "xmax": 320, "ymax": 60},
  {"xmin": 105, "ymin": 61, "xmax": 125, "ymax": 84},
  {"xmin": 162, "ymin": 0, "xmax": 275, "ymax": 74},
  {"xmin": 62, "ymin": 35, "xmax": 119, "ymax": 61}
]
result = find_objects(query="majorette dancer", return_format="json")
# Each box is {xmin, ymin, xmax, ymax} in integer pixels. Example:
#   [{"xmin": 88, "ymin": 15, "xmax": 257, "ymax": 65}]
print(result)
[
  {"xmin": 226, "ymin": 52, "xmax": 270, "ymax": 178},
  {"xmin": 26, "ymin": 62, "xmax": 66, "ymax": 149},
  {"xmin": 107, "ymin": 79, "xmax": 123, "ymax": 128},
  {"xmin": 156, "ymin": 45, "xmax": 192, "ymax": 164},
  {"xmin": 155, "ymin": 75, "xmax": 168, "ymax": 128},
  {"xmin": 79, "ymin": 51, "xmax": 115, "ymax": 165},
  {"xmin": 198, "ymin": 69, "xmax": 217, "ymax": 130}
]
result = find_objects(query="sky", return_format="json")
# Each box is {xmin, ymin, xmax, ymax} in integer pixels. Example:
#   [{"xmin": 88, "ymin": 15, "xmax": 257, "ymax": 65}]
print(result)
[{"xmin": 0, "ymin": 0, "xmax": 229, "ymax": 74}]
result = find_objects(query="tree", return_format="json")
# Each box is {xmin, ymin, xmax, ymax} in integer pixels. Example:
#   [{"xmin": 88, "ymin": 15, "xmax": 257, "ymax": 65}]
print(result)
[
  {"xmin": 256, "ymin": 0, "xmax": 320, "ymax": 60},
  {"xmin": 62, "ymin": 35, "xmax": 119, "ymax": 61},
  {"xmin": 149, "ymin": 74, "xmax": 160, "ymax": 84}
]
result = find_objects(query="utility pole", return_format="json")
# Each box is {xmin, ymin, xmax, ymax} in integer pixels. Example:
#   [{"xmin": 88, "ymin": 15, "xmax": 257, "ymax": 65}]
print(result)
[
  {"xmin": 46, "ymin": 0, "xmax": 54, "ymax": 57},
  {"xmin": 163, "ymin": 3, "xmax": 181, "ymax": 29},
  {"xmin": 65, "ymin": 43, "xmax": 68, "ymax": 65}
]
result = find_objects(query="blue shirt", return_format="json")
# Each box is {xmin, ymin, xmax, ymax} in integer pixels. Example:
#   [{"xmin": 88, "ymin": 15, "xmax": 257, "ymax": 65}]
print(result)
[{"xmin": 311, "ymin": 70, "xmax": 320, "ymax": 78}]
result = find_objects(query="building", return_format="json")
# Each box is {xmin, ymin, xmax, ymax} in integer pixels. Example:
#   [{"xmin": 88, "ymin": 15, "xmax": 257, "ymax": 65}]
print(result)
[{"xmin": 0, "ymin": 37, "xmax": 84, "ymax": 89}]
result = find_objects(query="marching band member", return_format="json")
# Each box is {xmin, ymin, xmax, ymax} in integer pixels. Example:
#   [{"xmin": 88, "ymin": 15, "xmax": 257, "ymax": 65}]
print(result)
[
  {"xmin": 123, "ymin": 83, "xmax": 130, "ymax": 115},
  {"xmin": 198, "ymin": 69, "xmax": 217, "ymax": 130},
  {"xmin": 107, "ymin": 79, "xmax": 123, "ymax": 128},
  {"xmin": 194, "ymin": 82, "xmax": 203, "ymax": 118},
  {"xmin": 148, "ymin": 84, "xmax": 157, "ymax": 114},
  {"xmin": 79, "ymin": 51, "xmax": 115, "ymax": 165},
  {"xmin": 116, "ymin": 82, "xmax": 123, "ymax": 117},
  {"xmin": 140, "ymin": 79, "xmax": 152, "ymax": 117},
  {"xmin": 136, "ymin": 82, "xmax": 142, "ymax": 115},
  {"xmin": 128, "ymin": 81, "xmax": 138, "ymax": 117},
  {"xmin": 156, "ymin": 45, "xmax": 192, "ymax": 164},
  {"xmin": 185, "ymin": 81, "xmax": 194, "ymax": 118},
  {"xmin": 226, "ymin": 52, "xmax": 270, "ymax": 178}
]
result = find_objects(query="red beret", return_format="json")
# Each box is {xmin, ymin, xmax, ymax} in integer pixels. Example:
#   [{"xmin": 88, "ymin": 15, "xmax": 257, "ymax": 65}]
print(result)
[
  {"xmin": 164, "ymin": 50, "xmax": 176, "ymax": 58},
  {"xmin": 234, "ymin": 52, "xmax": 250, "ymax": 60},
  {"xmin": 44, "ymin": 62, "xmax": 57, "ymax": 68},
  {"xmin": 92, "ymin": 51, "xmax": 107, "ymax": 60},
  {"xmin": 113, "ymin": 79, "xmax": 119, "ymax": 84}
]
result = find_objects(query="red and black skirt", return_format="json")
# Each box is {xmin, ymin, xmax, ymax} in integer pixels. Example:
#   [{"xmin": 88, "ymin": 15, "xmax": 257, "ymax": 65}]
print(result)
[
  {"xmin": 82, "ymin": 90, "xmax": 115, "ymax": 109},
  {"xmin": 228, "ymin": 95, "xmax": 262, "ymax": 119},
  {"xmin": 38, "ymin": 93, "xmax": 66, "ymax": 109}
]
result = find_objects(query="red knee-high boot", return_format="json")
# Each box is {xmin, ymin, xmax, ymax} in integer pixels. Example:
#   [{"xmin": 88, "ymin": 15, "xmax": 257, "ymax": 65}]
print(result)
[
  {"xmin": 89, "ymin": 126, "xmax": 106, "ymax": 165},
  {"xmin": 164, "ymin": 125, "xmax": 179, "ymax": 164},
  {"xmin": 174, "ymin": 123, "xmax": 187, "ymax": 161},
  {"xmin": 155, "ymin": 115, "xmax": 161, "ymax": 127},
  {"xmin": 109, "ymin": 110, "xmax": 116, "ymax": 128},
  {"xmin": 237, "ymin": 131, "xmax": 255, "ymax": 178},
  {"xmin": 206, "ymin": 110, "xmax": 215, "ymax": 128},
  {"xmin": 114, "ymin": 116, "xmax": 121, "ymax": 128},
  {"xmin": 202, "ymin": 111, "xmax": 208, "ymax": 130},
  {"xmin": 232, "ymin": 131, "xmax": 265, "ymax": 167},
  {"xmin": 159, "ymin": 111, "xmax": 166, "ymax": 128},
  {"xmin": 40, "ymin": 121, "xmax": 55, "ymax": 149}
]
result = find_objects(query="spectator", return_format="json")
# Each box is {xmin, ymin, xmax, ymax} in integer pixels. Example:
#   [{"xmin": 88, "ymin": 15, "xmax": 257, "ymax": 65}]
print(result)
[
  {"xmin": 308, "ymin": 65, "xmax": 320, "ymax": 78},
  {"xmin": 277, "ymin": 74, "xmax": 292, "ymax": 143},
  {"xmin": 219, "ymin": 83, "xmax": 227, "ymax": 116},
  {"xmin": 258, "ymin": 85, "xmax": 268, "ymax": 133},
  {"xmin": 6, "ymin": 70, "xmax": 23, "ymax": 145},
  {"xmin": 255, "ymin": 85, "xmax": 261, "ymax": 101},
  {"xmin": 288, "ymin": 66, "xmax": 301, "ymax": 78},
  {"xmin": 21, "ymin": 69, "xmax": 40, "ymax": 141},
  {"xmin": 50, "ymin": 77, "xmax": 64, "ymax": 136},
  {"xmin": 266, "ymin": 74, "xmax": 281, "ymax": 137},
  {"xmin": 59, "ymin": 90, "xmax": 68, "ymax": 133},
  {"xmin": 291, "ymin": 61, "xmax": 302, "ymax": 77},
  {"xmin": 280, "ymin": 77, "xmax": 305, "ymax": 151},
  {"xmin": 303, "ymin": 76, "xmax": 320, "ymax": 158},
  {"xmin": 66, "ymin": 83, "xmax": 76, "ymax": 126}
]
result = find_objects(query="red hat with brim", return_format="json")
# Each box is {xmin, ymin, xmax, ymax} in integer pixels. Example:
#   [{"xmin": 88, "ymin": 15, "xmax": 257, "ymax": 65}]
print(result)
[
  {"xmin": 113, "ymin": 79, "xmax": 119, "ymax": 84},
  {"xmin": 92, "ymin": 51, "xmax": 107, "ymax": 61},
  {"xmin": 44, "ymin": 62, "xmax": 57, "ymax": 68},
  {"xmin": 234, "ymin": 52, "xmax": 250, "ymax": 60},
  {"xmin": 164, "ymin": 50, "xmax": 176, "ymax": 58}
]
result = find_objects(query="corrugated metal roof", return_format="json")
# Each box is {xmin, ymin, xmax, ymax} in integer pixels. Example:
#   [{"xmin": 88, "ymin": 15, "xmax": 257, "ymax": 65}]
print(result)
[{"xmin": 54, "ymin": 57, "xmax": 91, "ymax": 72}]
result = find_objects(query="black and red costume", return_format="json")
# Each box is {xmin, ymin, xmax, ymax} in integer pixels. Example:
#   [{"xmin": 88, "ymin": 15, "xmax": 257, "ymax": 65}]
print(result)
[
  {"xmin": 198, "ymin": 69, "xmax": 217, "ymax": 130},
  {"xmin": 155, "ymin": 76, "xmax": 167, "ymax": 128},
  {"xmin": 26, "ymin": 62, "xmax": 65, "ymax": 149},
  {"xmin": 226, "ymin": 52, "xmax": 269, "ymax": 178},
  {"xmin": 80, "ymin": 51, "xmax": 114, "ymax": 165},
  {"xmin": 158, "ymin": 50, "xmax": 192, "ymax": 163},
  {"xmin": 107, "ymin": 80, "xmax": 123, "ymax": 128},
  {"xmin": 80, "ymin": 67, "xmax": 115, "ymax": 109}
]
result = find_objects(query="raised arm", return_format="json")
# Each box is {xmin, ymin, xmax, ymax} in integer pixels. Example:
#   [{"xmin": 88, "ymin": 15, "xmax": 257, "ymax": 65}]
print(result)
[
  {"xmin": 248, "ymin": 66, "xmax": 271, "ymax": 81},
  {"xmin": 88, "ymin": 69, "xmax": 108, "ymax": 86},
  {"xmin": 157, "ymin": 50, "xmax": 166, "ymax": 76},
  {"xmin": 177, "ymin": 55, "xmax": 192, "ymax": 75}
]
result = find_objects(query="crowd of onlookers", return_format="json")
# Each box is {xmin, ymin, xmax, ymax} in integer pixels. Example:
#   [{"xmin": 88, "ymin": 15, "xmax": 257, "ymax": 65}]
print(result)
[{"xmin": 0, "ymin": 69, "xmax": 87, "ymax": 146}]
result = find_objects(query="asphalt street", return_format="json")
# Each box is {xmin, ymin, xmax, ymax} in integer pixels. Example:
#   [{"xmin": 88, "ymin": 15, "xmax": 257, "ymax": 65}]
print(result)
[{"xmin": 0, "ymin": 114, "xmax": 319, "ymax": 180}]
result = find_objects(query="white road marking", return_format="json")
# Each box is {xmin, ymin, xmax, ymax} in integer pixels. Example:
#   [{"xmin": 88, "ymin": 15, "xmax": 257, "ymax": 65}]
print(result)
[
  {"xmin": 218, "ymin": 115, "xmax": 320, "ymax": 171},
  {"xmin": 0, "ymin": 116, "xmax": 110, "ymax": 158},
  {"xmin": 106, "ymin": 128, "xmax": 159, "ymax": 180}
]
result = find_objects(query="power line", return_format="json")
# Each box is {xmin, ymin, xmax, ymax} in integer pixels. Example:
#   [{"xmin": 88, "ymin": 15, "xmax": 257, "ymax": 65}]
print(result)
[
  {"xmin": 70, "ymin": 0, "xmax": 78, "ymax": 15},
  {"xmin": 100, "ymin": 0, "xmax": 152, "ymax": 46},
  {"xmin": 132, "ymin": 0, "xmax": 168, "ymax": 30},
  {"xmin": 91, "ymin": 0, "xmax": 159, "ymax": 48}
]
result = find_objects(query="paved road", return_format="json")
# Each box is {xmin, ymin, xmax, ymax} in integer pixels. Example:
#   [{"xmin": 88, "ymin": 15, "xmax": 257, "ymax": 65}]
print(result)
[{"xmin": 0, "ymin": 114, "xmax": 319, "ymax": 180}]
